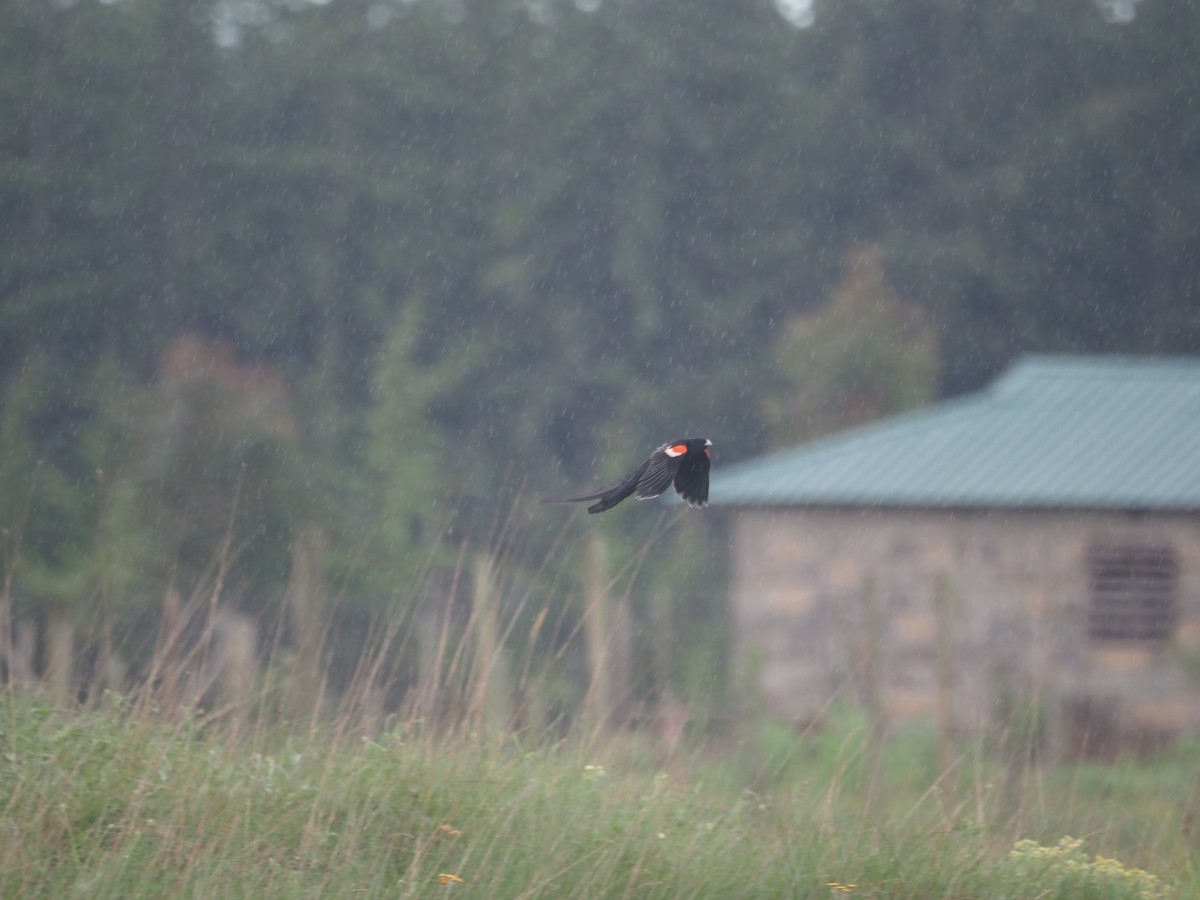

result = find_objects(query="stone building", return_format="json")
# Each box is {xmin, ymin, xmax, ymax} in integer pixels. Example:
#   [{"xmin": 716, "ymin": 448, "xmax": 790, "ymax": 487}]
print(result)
[{"xmin": 711, "ymin": 357, "xmax": 1200, "ymax": 756}]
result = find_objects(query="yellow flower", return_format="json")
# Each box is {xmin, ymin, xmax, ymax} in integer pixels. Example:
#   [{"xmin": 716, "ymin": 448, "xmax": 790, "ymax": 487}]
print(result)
[
  {"xmin": 826, "ymin": 882, "xmax": 856, "ymax": 894},
  {"xmin": 1006, "ymin": 837, "xmax": 1166, "ymax": 899},
  {"xmin": 437, "ymin": 873, "xmax": 465, "ymax": 885}
]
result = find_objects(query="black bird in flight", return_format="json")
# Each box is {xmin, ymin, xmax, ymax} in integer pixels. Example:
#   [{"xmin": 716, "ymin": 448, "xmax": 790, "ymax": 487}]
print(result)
[{"xmin": 546, "ymin": 438, "xmax": 712, "ymax": 514}]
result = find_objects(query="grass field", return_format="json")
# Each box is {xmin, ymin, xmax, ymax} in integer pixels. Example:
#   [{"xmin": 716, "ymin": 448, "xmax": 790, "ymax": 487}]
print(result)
[{"xmin": 1, "ymin": 696, "xmax": 1195, "ymax": 898}]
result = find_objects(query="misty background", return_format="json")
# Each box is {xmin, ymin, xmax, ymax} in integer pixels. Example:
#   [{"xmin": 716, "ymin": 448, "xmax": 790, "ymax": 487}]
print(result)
[{"xmin": 1, "ymin": 0, "xmax": 1197, "ymax": 725}]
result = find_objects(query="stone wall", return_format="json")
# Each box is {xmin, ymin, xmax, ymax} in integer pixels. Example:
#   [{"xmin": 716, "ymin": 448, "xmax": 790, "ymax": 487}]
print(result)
[{"xmin": 731, "ymin": 507, "xmax": 1200, "ymax": 755}]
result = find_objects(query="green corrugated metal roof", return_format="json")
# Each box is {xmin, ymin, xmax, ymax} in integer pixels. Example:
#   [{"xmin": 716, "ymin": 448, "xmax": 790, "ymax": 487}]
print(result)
[{"xmin": 711, "ymin": 356, "xmax": 1200, "ymax": 510}]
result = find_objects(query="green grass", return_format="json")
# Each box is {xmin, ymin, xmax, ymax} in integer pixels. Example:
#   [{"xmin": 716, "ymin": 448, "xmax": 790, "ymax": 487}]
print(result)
[{"xmin": 1, "ymin": 697, "xmax": 1195, "ymax": 898}]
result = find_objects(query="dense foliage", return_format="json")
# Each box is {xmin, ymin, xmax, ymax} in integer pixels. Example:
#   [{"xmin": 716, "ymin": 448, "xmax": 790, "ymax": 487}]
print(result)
[{"xmin": 1, "ymin": 0, "xmax": 1197, "ymax": 688}]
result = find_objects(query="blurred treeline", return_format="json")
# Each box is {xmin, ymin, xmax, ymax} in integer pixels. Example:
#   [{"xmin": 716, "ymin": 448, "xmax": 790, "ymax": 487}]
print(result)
[{"xmin": 0, "ymin": 0, "xmax": 1197, "ymax": 718}]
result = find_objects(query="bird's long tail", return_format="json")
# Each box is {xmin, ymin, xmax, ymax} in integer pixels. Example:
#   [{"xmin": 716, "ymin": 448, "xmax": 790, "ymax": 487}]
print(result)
[{"xmin": 541, "ymin": 472, "xmax": 639, "ymax": 514}]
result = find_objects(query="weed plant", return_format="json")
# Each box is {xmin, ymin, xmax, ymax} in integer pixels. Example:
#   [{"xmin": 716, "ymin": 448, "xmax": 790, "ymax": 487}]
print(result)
[{"xmin": 2, "ymin": 693, "xmax": 1196, "ymax": 898}]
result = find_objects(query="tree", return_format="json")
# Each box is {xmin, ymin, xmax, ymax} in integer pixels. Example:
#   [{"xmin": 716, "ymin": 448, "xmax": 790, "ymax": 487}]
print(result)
[{"xmin": 766, "ymin": 244, "xmax": 938, "ymax": 446}]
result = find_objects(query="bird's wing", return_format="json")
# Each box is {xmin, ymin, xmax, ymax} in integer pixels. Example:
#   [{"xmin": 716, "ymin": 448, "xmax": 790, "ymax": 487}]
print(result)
[
  {"xmin": 672, "ymin": 455, "xmax": 710, "ymax": 507},
  {"xmin": 634, "ymin": 446, "xmax": 682, "ymax": 500}
]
